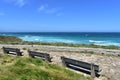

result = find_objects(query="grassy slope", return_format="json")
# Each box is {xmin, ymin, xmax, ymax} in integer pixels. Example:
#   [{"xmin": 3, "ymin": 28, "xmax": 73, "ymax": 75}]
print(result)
[
  {"xmin": 0, "ymin": 36, "xmax": 23, "ymax": 44},
  {"xmin": 0, "ymin": 54, "xmax": 91, "ymax": 80}
]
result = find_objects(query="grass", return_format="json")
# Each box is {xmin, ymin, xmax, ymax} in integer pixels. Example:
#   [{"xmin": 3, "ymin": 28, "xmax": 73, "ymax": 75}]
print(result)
[
  {"xmin": 0, "ymin": 36, "xmax": 23, "ymax": 43},
  {"xmin": 22, "ymin": 47, "xmax": 27, "ymax": 50},
  {"xmin": 0, "ymin": 54, "xmax": 92, "ymax": 80},
  {"xmin": 23, "ymin": 42, "xmax": 120, "ymax": 49}
]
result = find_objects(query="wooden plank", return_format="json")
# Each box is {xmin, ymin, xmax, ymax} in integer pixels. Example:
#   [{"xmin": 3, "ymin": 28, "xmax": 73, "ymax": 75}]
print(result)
[
  {"xmin": 28, "ymin": 50, "xmax": 52, "ymax": 62},
  {"xmin": 3, "ymin": 47, "xmax": 20, "ymax": 52},
  {"xmin": 91, "ymin": 63, "xmax": 96, "ymax": 78},
  {"xmin": 28, "ymin": 51, "xmax": 49, "ymax": 57},
  {"xmin": 61, "ymin": 56, "xmax": 99, "ymax": 72},
  {"xmin": 2, "ymin": 47, "xmax": 22, "ymax": 56}
]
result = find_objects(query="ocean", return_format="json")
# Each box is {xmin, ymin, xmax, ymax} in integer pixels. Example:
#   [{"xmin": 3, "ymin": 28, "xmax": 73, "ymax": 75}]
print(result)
[{"xmin": 0, "ymin": 32, "xmax": 120, "ymax": 46}]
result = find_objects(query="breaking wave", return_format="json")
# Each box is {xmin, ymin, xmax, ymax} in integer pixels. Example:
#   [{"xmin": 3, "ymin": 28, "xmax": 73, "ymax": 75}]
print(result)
[
  {"xmin": 19, "ymin": 36, "xmax": 75, "ymax": 43},
  {"xmin": 89, "ymin": 40, "xmax": 106, "ymax": 43},
  {"xmin": 89, "ymin": 40, "xmax": 120, "ymax": 46}
]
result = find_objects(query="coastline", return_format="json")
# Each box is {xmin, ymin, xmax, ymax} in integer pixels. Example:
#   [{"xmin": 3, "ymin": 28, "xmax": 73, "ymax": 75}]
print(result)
[
  {"xmin": 0, "ymin": 35, "xmax": 120, "ymax": 50},
  {"xmin": 0, "ymin": 36, "xmax": 120, "ymax": 80},
  {"xmin": 1, "ymin": 32, "xmax": 120, "ymax": 47}
]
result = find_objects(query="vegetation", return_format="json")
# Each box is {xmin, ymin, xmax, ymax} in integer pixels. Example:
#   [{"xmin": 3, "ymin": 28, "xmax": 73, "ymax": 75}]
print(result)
[
  {"xmin": 0, "ymin": 54, "xmax": 91, "ymax": 80},
  {"xmin": 79, "ymin": 51, "xmax": 120, "ymax": 57},
  {"xmin": 0, "ymin": 35, "xmax": 120, "ymax": 49},
  {"xmin": 0, "ymin": 36, "xmax": 23, "ymax": 44},
  {"xmin": 22, "ymin": 47, "xmax": 27, "ymax": 50}
]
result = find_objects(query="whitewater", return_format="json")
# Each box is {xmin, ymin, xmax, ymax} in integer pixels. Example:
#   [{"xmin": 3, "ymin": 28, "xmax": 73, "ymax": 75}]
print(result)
[{"xmin": 1, "ymin": 32, "xmax": 120, "ymax": 46}]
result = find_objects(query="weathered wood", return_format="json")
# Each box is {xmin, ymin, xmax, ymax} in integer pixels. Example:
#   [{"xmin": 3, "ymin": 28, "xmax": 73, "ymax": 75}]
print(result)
[
  {"xmin": 2, "ymin": 47, "xmax": 22, "ymax": 56},
  {"xmin": 61, "ymin": 56, "xmax": 100, "ymax": 78},
  {"xmin": 91, "ymin": 63, "xmax": 96, "ymax": 78},
  {"xmin": 28, "ymin": 50, "xmax": 52, "ymax": 62}
]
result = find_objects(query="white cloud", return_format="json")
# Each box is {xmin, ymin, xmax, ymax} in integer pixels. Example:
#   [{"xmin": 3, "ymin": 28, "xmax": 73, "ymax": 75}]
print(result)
[
  {"xmin": 38, "ymin": 5, "xmax": 63, "ymax": 16},
  {"xmin": 45, "ymin": 8, "xmax": 58, "ymax": 14},
  {"xmin": 37, "ymin": 3, "xmax": 64, "ymax": 16},
  {"xmin": 15, "ymin": 0, "xmax": 26, "ymax": 7},
  {"xmin": 38, "ymin": 5, "xmax": 45, "ymax": 11}
]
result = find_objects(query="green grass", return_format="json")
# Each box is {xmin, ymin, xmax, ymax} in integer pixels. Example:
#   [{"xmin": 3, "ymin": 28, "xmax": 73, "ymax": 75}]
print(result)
[
  {"xmin": 22, "ymin": 47, "xmax": 27, "ymax": 50},
  {"xmin": 0, "ymin": 54, "xmax": 92, "ymax": 80}
]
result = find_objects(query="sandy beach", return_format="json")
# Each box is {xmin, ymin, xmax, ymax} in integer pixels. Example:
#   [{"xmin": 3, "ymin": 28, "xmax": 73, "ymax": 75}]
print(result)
[{"xmin": 0, "ymin": 44, "xmax": 120, "ymax": 80}]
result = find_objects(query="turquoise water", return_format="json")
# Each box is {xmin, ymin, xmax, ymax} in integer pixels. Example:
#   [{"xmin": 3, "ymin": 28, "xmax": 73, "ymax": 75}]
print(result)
[{"xmin": 1, "ymin": 32, "xmax": 120, "ymax": 46}]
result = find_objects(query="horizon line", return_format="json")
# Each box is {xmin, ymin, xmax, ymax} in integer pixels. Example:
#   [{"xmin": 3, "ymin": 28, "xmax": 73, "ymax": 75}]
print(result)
[{"xmin": 0, "ymin": 31, "xmax": 120, "ymax": 33}]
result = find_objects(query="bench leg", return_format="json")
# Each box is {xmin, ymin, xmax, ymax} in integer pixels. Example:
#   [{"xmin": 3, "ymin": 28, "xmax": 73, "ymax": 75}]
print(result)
[
  {"xmin": 91, "ymin": 63, "xmax": 95, "ymax": 79},
  {"xmin": 3, "ymin": 50, "xmax": 8, "ymax": 54},
  {"xmin": 3, "ymin": 50, "xmax": 5, "ymax": 53},
  {"xmin": 6, "ymin": 51, "xmax": 9, "ymax": 54},
  {"xmin": 44, "ymin": 56, "xmax": 48, "ymax": 62},
  {"xmin": 31, "ymin": 55, "xmax": 35, "ymax": 58},
  {"xmin": 17, "ymin": 53, "xmax": 22, "ymax": 56},
  {"xmin": 45, "ymin": 57, "xmax": 52, "ymax": 62},
  {"xmin": 61, "ymin": 57, "xmax": 67, "ymax": 67}
]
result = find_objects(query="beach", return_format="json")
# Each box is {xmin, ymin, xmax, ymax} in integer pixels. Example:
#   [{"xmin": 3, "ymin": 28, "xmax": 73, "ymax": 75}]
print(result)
[
  {"xmin": 0, "ymin": 44, "xmax": 120, "ymax": 80},
  {"xmin": 1, "ymin": 0, "xmax": 120, "ymax": 79}
]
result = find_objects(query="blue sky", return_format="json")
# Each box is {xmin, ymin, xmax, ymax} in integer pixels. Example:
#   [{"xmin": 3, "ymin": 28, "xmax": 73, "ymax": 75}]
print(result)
[{"xmin": 0, "ymin": 0, "xmax": 120, "ymax": 32}]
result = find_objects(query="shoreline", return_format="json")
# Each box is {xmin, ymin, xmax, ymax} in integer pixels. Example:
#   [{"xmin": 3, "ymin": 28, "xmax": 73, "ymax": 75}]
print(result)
[
  {"xmin": 0, "ymin": 35, "xmax": 120, "ymax": 50},
  {"xmin": 1, "ymin": 34, "xmax": 120, "ymax": 49}
]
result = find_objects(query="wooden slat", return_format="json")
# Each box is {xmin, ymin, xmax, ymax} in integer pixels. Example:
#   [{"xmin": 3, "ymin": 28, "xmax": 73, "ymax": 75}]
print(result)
[
  {"xmin": 2, "ymin": 47, "xmax": 22, "ymax": 56},
  {"xmin": 61, "ymin": 56, "xmax": 99, "ymax": 72},
  {"xmin": 28, "ymin": 50, "xmax": 52, "ymax": 62},
  {"xmin": 28, "ymin": 51, "xmax": 49, "ymax": 57},
  {"xmin": 3, "ymin": 47, "xmax": 20, "ymax": 52}
]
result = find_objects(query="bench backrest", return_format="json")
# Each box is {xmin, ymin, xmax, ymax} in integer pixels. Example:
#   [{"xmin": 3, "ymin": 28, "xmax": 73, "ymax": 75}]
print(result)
[
  {"xmin": 3, "ymin": 47, "xmax": 20, "ymax": 52},
  {"xmin": 2, "ymin": 47, "xmax": 22, "ymax": 56},
  {"xmin": 61, "ymin": 56, "xmax": 99, "ymax": 72},
  {"xmin": 28, "ymin": 50, "xmax": 52, "ymax": 62}
]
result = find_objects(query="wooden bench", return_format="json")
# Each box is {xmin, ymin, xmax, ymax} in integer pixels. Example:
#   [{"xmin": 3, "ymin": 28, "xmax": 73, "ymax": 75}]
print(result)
[
  {"xmin": 2, "ymin": 47, "xmax": 23, "ymax": 56},
  {"xmin": 28, "ymin": 50, "xmax": 52, "ymax": 62},
  {"xmin": 61, "ymin": 56, "xmax": 101, "ymax": 78}
]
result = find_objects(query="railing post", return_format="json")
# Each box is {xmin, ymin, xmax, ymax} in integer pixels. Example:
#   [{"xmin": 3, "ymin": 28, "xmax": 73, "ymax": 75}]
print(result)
[{"xmin": 91, "ymin": 63, "xmax": 95, "ymax": 79}]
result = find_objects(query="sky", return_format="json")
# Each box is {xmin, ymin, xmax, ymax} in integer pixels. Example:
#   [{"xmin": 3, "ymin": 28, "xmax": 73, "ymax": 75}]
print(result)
[{"xmin": 0, "ymin": 0, "xmax": 120, "ymax": 32}]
